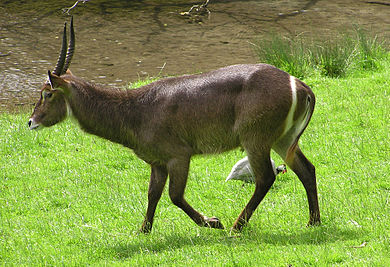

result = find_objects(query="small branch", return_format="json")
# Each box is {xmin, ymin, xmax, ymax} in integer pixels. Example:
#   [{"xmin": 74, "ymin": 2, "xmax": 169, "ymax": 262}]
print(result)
[
  {"xmin": 62, "ymin": 0, "xmax": 89, "ymax": 15},
  {"xmin": 365, "ymin": 1, "xmax": 390, "ymax": 6},
  {"xmin": 180, "ymin": 0, "xmax": 211, "ymax": 20},
  {"xmin": 188, "ymin": 0, "xmax": 210, "ymax": 14},
  {"xmin": 156, "ymin": 62, "xmax": 166, "ymax": 77}
]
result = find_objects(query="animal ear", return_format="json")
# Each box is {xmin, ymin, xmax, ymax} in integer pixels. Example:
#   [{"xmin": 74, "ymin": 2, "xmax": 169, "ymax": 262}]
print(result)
[
  {"xmin": 47, "ymin": 70, "xmax": 70, "ymax": 90},
  {"xmin": 65, "ymin": 69, "xmax": 73, "ymax": 75}
]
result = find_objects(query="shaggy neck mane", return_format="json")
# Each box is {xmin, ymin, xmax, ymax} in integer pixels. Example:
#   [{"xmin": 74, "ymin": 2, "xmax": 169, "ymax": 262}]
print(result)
[{"xmin": 65, "ymin": 76, "xmax": 145, "ymax": 148}]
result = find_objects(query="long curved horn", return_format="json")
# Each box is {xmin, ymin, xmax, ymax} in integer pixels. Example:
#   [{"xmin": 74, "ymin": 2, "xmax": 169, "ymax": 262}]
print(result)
[
  {"xmin": 62, "ymin": 16, "xmax": 75, "ymax": 74},
  {"xmin": 53, "ymin": 22, "xmax": 67, "ymax": 75}
]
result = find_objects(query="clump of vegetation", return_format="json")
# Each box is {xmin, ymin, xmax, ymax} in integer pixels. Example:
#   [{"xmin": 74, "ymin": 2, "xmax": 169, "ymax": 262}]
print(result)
[
  {"xmin": 354, "ymin": 27, "xmax": 386, "ymax": 71},
  {"xmin": 254, "ymin": 27, "xmax": 387, "ymax": 78},
  {"xmin": 252, "ymin": 35, "xmax": 312, "ymax": 79},
  {"xmin": 313, "ymin": 37, "xmax": 354, "ymax": 77}
]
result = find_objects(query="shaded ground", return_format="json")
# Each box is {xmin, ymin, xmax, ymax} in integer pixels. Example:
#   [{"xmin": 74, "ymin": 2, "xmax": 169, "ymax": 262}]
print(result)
[{"xmin": 1, "ymin": 0, "xmax": 389, "ymax": 111}]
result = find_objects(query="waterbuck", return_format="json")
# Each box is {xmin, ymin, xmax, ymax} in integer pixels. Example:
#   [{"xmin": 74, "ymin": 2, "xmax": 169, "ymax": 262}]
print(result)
[{"xmin": 28, "ymin": 17, "xmax": 320, "ymax": 233}]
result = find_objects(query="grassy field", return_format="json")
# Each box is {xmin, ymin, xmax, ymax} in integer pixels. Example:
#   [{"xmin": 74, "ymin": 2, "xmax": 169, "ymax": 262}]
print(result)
[{"xmin": 1, "ymin": 59, "xmax": 390, "ymax": 265}]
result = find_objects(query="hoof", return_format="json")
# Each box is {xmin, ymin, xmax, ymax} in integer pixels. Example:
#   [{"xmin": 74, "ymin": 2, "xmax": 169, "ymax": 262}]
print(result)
[
  {"xmin": 307, "ymin": 219, "xmax": 321, "ymax": 227},
  {"xmin": 228, "ymin": 228, "xmax": 242, "ymax": 238},
  {"xmin": 307, "ymin": 214, "xmax": 321, "ymax": 227},
  {"xmin": 140, "ymin": 222, "xmax": 152, "ymax": 234},
  {"xmin": 230, "ymin": 225, "xmax": 243, "ymax": 234},
  {"xmin": 140, "ymin": 227, "xmax": 152, "ymax": 234},
  {"xmin": 204, "ymin": 216, "xmax": 224, "ymax": 229},
  {"xmin": 230, "ymin": 218, "xmax": 246, "ymax": 233}
]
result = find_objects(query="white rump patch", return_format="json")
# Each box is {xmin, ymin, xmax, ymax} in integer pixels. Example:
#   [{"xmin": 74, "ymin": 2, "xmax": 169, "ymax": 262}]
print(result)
[{"xmin": 282, "ymin": 75, "xmax": 297, "ymax": 135}]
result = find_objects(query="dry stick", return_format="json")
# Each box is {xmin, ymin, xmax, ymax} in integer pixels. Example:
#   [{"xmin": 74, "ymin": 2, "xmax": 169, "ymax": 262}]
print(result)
[
  {"xmin": 365, "ymin": 1, "xmax": 390, "ymax": 6},
  {"xmin": 62, "ymin": 0, "xmax": 90, "ymax": 15},
  {"xmin": 156, "ymin": 62, "xmax": 167, "ymax": 77},
  {"xmin": 188, "ymin": 0, "xmax": 210, "ymax": 13},
  {"xmin": 181, "ymin": 0, "xmax": 211, "ymax": 17}
]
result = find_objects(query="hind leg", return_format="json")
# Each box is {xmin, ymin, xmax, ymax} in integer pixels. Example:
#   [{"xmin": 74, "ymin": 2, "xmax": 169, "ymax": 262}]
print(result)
[
  {"xmin": 140, "ymin": 164, "xmax": 168, "ymax": 233},
  {"xmin": 231, "ymin": 148, "xmax": 276, "ymax": 232},
  {"xmin": 286, "ymin": 145, "xmax": 320, "ymax": 225}
]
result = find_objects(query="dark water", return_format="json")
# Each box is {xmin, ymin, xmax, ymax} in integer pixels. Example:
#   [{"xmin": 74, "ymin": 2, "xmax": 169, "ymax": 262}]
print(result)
[{"xmin": 1, "ymin": 0, "xmax": 389, "ymax": 112}]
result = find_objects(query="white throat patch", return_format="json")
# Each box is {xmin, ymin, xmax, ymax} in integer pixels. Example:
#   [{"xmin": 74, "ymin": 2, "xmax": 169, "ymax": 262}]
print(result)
[{"xmin": 65, "ymin": 100, "xmax": 73, "ymax": 117}]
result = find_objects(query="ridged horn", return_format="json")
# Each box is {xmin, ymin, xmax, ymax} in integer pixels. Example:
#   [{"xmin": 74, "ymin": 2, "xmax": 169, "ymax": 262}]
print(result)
[
  {"xmin": 62, "ymin": 16, "xmax": 75, "ymax": 74},
  {"xmin": 53, "ymin": 22, "xmax": 68, "ymax": 75}
]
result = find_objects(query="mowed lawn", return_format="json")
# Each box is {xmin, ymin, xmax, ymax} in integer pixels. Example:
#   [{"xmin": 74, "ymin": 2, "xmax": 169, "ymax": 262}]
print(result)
[{"xmin": 1, "ymin": 63, "xmax": 389, "ymax": 265}]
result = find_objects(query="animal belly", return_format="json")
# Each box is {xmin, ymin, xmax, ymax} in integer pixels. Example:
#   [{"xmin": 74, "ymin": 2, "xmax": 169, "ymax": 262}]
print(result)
[{"xmin": 193, "ymin": 132, "xmax": 239, "ymax": 154}]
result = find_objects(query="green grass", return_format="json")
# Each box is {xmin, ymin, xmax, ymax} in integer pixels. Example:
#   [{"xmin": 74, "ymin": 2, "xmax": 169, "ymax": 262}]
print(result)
[
  {"xmin": 1, "ymin": 59, "xmax": 390, "ymax": 265},
  {"xmin": 253, "ymin": 34, "xmax": 313, "ymax": 79},
  {"xmin": 254, "ymin": 28, "xmax": 387, "ymax": 79}
]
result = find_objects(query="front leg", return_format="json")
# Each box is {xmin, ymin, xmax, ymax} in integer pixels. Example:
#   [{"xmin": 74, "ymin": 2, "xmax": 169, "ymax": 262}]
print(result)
[
  {"xmin": 140, "ymin": 164, "xmax": 168, "ymax": 233},
  {"xmin": 167, "ymin": 158, "xmax": 224, "ymax": 230}
]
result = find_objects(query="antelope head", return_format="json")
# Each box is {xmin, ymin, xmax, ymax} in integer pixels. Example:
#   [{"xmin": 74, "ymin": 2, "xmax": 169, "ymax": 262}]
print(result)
[{"xmin": 28, "ymin": 17, "xmax": 75, "ymax": 130}]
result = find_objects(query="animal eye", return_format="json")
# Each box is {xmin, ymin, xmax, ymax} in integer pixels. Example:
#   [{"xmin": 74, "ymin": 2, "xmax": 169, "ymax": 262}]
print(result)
[{"xmin": 43, "ymin": 91, "xmax": 53, "ymax": 99}]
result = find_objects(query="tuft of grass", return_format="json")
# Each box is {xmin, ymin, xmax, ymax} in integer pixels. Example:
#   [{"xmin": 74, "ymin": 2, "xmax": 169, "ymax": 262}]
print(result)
[
  {"xmin": 254, "ymin": 27, "xmax": 387, "ymax": 78},
  {"xmin": 313, "ymin": 37, "xmax": 355, "ymax": 78},
  {"xmin": 354, "ymin": 27, "xmax": 386, "ymax": 71},
  {"xmin": 1, "ymin": 57, "xmax": 389, "ymax": 265},
  {"xmin": 253, "ymin": 35, "xmax": 311, "ymax": 79}
]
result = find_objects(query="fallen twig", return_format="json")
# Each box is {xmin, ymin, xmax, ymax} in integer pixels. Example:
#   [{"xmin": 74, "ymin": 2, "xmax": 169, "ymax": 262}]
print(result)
[
  {"xmin": 156, "ymin": 62, "xmax": 166, "ymax": 77},
  {"xmin": 180, "ymin": 0, "xmax": 211, "ymax": 21},
  {"xmin": 62, "ymin": 0, "xmax": 89, "ymax": 15},
  {"xmin": 365, "ymin": 1, "xmax": 390, "ymax": 6}
]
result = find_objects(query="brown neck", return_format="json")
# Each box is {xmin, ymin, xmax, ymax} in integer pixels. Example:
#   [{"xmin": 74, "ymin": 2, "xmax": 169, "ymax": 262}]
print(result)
[{"xmin": 65, "ymin": 78, "xmax": 142, "ymax": 148}]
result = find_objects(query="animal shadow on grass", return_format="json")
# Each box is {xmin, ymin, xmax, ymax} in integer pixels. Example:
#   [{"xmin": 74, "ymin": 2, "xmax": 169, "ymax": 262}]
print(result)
[
  {"xmin": 110, "ymin": 224, "xmax": 364, "ymax": 259},
  {"xmin": 112, "ymin": 231, "xmax": 218, "ymax": 259},
  {"xmin": 252, "ymin": 224, "xmax": 365, "ymax": 246}
]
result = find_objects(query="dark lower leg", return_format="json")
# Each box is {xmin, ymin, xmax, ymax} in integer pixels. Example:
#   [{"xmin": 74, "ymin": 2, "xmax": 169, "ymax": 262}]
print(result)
[
  {"xmin": 289, "ymin": 147, "xmax": 320, "ymax": 226},
  {"xmin": 141, "ymin": 164, "xmax": 168, "ymax": 233},
  {"xmin": 231, "ymin": 152, "xmax": 275, "ymax": 232},
  {"xmin": 171, "ymin": 196, "xmax": 224, "ymax": 229}
]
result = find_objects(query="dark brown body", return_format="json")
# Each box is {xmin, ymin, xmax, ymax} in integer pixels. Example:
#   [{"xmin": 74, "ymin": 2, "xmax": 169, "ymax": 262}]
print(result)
[
  {"xmin": 29, "ymin": 18, "xmax": 320, "ymax": 233},
  {"xmin": 69, "ymin": 64, "xmax": 294, "ymax": 161},
  {"xmin": 29, "ymin": 64, "xmax": 320, "ymax": 233}
]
